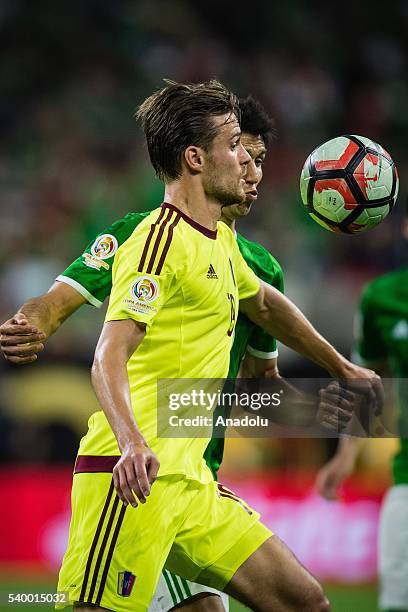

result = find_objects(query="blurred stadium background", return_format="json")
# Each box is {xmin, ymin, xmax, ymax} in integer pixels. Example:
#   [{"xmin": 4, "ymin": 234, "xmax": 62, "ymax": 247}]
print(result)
[{"xmin": 0, "ymin": 1, "xmax": 407, "ymax": 610}]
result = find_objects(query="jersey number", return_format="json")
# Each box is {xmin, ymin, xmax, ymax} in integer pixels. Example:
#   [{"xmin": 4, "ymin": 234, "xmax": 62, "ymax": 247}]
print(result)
[{"xmin": 227, "ymin": 293, "xmax": 236, "ymax": 337}]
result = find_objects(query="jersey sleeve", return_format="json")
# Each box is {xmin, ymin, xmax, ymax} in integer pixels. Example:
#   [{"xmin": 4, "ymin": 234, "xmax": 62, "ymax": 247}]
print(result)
[
  {"xmin": 105, "ymin": 231, "xmax": 185, "ymax": 328},
  {"xmin": 352, "ymin": 284, "xmax": 388, "ymax": 365},
  {"xmin": 247, "ymin": 255, "xmax": 284, "ymax": 360},
  {"xmin": 56, "ymin": 213, "xmax": 145, "ymax": 307}
]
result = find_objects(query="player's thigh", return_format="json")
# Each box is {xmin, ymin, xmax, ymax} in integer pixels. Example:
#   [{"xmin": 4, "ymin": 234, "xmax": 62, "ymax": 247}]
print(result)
[
  {"xmin": 379, "ymin": 485, "xmax": 408, "ymax": 610},
  {"xmin": 168, "ymin": 481, "xmax": 327, "ymax": 610},
  {"xmin": 224, "ymin": 534, "xmax": 330, "ymax": 612},
  {"xmin": 168, "ymin": 481, "xmax": 270, "ymax": 592},
  {"xmin": 151, "ymin": 570, "xmax": 228, "ymax": 611},
  {"xmin": 58, "ymin": 473, "xmax": 188, "ymax": 612}
]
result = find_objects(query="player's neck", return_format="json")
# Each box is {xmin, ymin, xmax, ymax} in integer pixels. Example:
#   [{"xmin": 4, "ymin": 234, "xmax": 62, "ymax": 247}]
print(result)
[
  {"xmin": 164, "ymin": 180, "xmax": 221, "ymax": 231},
  {"xmin": 220, "ymin": 214, "xmax": 236, "ymax": 232}
]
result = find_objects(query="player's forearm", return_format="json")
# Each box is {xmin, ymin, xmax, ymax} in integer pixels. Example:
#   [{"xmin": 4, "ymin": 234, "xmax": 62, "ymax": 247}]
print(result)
[
  {"xmin": 92, "ymin": 354, "xmax": 146, "ymax": 451},
  {"xmin": 242, "ymin": 282, "xmax": 350, "ymax": 378},
  {"xmin": 336, "ymin": 436, "xmax": 363, "ymax": 460},
  {"xmin": 18, "ymin": 282, "xmax": 86, "ymax": 338},
  {"xmin": 18, "ymin": 295, "xmax": 58, "ymax": 338},
  {"xmin": 91, "ymin": 320, "xmax": 147, "ymax": 452}
]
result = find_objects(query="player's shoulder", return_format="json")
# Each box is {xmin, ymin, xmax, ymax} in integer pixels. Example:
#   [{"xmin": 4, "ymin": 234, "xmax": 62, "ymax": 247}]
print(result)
[
  {"xmin": 116, "ymin": 205, "xmax": 188, "ymax": 273},
  {"xmin": 361, "ymin": 266, "xmax": 408, "ymax": 308},
  {"xmin": 236, "ymin": 231, "xmax": 282, "ymax": 280}
]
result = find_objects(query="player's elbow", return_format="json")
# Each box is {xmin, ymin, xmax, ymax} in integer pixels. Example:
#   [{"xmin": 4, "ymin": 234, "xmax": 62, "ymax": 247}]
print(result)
[{"xmin": 91, "ymin": 349, "xmax": 105, "ymax": 385}]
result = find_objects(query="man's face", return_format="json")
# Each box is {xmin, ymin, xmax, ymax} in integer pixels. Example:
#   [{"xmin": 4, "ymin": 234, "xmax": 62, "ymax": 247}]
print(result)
[
  {"xmin": 201, "ymin": 114, "xmax": 250, "ymax": 206},
  {"xmin": 221, "ymin": 132, "xmax": 266, "ymax": 221}
]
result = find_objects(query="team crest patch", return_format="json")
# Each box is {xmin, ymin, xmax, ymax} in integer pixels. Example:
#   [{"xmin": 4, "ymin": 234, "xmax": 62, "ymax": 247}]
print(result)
[
  {"xmin": 131, "ymin": 276, "xmax": 159, "ymax": 303},
  {"xmin": 123, "ymin": 276, "xmax": 160, "ymax": 316},
  {"xmin": 91, "ymin": 234, "xmax": 118, "ymax": 260},
  {"xmin": 117, "ymin": 571, "xmax": 136, "ymax": 597}
]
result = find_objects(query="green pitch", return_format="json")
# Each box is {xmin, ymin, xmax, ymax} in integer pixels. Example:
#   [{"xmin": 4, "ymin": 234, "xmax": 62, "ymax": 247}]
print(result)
[{"xmin": 0, "ymin": 577, "xmax": 378, "ymax": 611}]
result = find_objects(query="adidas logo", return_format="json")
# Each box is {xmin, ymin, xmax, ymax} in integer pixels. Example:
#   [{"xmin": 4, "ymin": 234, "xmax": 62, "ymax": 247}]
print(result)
[{"xmin": 207, "ymin": 264, "xmax": 218, "ymax": 279}]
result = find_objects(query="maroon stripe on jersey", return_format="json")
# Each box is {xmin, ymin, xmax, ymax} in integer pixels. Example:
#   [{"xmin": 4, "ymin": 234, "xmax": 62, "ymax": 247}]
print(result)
[
  {"xmin": 138, "ymin": 206, "xmax": 166, "ymax": 273},
  {"xmin": 95, "ymin": 504, "xmax": 127, "ymax": 606},
  {"xmin": 162, "ymin": 203, "xmax": 217, "ymax": 239},
  {"xmin": 79, "ymin": 480, "xmax": 115, "ymax": 602},
  {"xmin": 217, "ymin": 483, "xmax": 242, "ymax": 502},
  {"xmin": 219, "ymin": 491, "xmax": 253, "ymax": 514},
  {"xmin": 155, "ymin": 213, "xmax": 181, "ymax": 275},
  {"xmin": 219, "ymin": 490, "xmax": 242, "ymax": 502},
  {"xmin": 146, "ymin": 207, "xmax": 174, "ymax": 274},
  {"xmin": 75, "ymin": 455, "xmax": 120, "ymax": 473}
]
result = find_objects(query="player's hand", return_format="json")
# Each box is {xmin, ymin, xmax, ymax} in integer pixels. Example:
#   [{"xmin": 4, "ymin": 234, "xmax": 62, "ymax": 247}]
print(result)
[
  {"xmin": 0, "ymin": 313, "xmax": 46, "ymax": 364},
  {"xmin": 315, "ymin": 452, "xmax": 356, "ymax": 500},
  {"xmin": 113, "ymin": 442, "xmax": 160, "ymax": 508},
  {"xmin": 317, "ymin": 381, "xmax": 355, "ymax": 431},
  {"xmin": 341, "ymin": 362, "xmax": 384, "ymax": 416}
]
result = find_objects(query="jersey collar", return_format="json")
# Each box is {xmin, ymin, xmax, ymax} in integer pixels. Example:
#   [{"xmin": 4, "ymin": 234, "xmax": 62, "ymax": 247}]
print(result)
[{"xmin": 161, "ymin": 203, "xmax": 217, "ymax": 240}]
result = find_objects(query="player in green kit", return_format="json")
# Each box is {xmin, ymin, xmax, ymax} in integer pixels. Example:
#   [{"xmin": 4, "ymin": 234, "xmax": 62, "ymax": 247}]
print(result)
[
  {"xmin": 316, "ymin": 206, "xmax": 408, "ymax": 612},
  {"xmin": 0, "ymin": 97, "xmax": 282, "ymax": 611}
]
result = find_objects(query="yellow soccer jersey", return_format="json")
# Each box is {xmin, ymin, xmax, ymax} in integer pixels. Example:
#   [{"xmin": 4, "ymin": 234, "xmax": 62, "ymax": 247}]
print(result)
[{"xmin": 78, "ymin": 203, "xmax": 260, "ymax": 482}]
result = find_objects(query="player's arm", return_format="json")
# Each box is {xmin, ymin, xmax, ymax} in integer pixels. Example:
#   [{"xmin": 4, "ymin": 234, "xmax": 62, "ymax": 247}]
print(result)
[
  {"xmin": 91, "ymin": 319, "xmax": 159, "ymax": 507},
  {"xmin": 239, "ymin": 353, "xmax": 355, "ymax": 429},
  {"xmin": 316, "ymin": 284, "xmax": 389, "ymax": 498},
  {"xmin": 0, "ymin": 215, "xmax": 142, "ymax": 364},
  {"xmin": 315, "ymin": 437, "xmax": 363, "ymax": 500},
  {"xmin": 241, "ymin": 280, "xmax": 381, "ymax": 388},
  {"xmin": 0, "ymin": 282, "xmax": 86, "ymax": 364},
  {"xmin": 239, "ymin": 353, "xmax": 279, "ymax": 379}
]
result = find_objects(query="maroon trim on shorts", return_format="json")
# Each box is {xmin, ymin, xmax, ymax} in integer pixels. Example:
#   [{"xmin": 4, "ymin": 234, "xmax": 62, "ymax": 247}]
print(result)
[
  {"xmin": 95, "ymin": 504, "xmax": 127, "ymax": 605},
  {"xmin": 161, "ymin": 203, "xmax": 217, "ymax": 240},
  {"xmin": 74, "ymin": 455, "xmax": 120, "ymax": 473},
  {"xmin": 79, "ymin": 480, "xmax": 115, "ymax": 602}
]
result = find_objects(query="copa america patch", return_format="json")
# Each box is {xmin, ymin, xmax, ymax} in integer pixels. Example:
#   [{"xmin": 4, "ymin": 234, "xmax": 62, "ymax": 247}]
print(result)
[
  {"xmin": 117, "ymin": 570, "xmax": 136, "ymax": 597},
  {"xmin": 131, "ymin": 276, "xmax": 159, "ymax": 303},
  {"xmin": 91, "ymin": 234, "xmax": 118, "ymax": 260}
]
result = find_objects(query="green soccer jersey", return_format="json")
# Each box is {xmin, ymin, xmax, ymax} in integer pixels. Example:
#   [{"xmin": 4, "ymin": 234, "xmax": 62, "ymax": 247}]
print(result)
[
  {"xmin": 203, "ymin": 232, "xmax": 284, "ymax": 477},
  {"xmin": 57, "ymin": 211, "xmax": 151, "ymax": 305},
  {"xmin": 354, "ymin": 266, "xmax": 408, "ymax": 485},
  {"xmin": 58, "ymin": 211, "xmax": 284, "ymax": 478}
]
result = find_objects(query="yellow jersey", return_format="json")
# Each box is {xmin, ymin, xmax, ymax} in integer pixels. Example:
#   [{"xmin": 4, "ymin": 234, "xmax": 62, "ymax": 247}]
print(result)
[{"xmin": 78, "ymin": 203, "xmax": 260, "ymax": 482}]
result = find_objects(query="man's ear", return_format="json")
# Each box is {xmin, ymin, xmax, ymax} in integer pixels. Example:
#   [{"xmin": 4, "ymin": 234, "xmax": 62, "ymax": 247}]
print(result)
[{"xmin": 184, "ymin": 146, "xmax": 205, "ymax": 173}]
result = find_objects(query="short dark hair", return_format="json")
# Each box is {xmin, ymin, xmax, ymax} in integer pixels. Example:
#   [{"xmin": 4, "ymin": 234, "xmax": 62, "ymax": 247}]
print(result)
[
  {"xmin": 240, "ymin": 96, "xmax": 275, "ymax": 146},
  {"xmin": 136, "ymin": 80, "xmax": 240, "ymax": 181}
]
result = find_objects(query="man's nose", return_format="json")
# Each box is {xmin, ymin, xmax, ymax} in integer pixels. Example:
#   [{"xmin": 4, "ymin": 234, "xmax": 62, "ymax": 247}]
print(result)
[{"xmin": 239, "ymin": 143, "xmax": 251, "ymax": 165}]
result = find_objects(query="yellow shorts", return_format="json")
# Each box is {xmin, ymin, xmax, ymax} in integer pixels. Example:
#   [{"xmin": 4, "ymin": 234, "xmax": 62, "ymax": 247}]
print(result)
[{"xmin": 57, "ymin": 457, "xmax": 272, "ymax": 612}]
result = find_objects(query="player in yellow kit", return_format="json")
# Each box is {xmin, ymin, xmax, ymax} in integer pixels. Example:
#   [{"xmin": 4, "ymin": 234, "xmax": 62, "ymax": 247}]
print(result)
[
  {"xmin": 57, "ymin": 80, "xmax": 380, "ymax": 612},
  {"xmin": 59, "ymin": 208, "xmax": 270, "ymax": 611}
]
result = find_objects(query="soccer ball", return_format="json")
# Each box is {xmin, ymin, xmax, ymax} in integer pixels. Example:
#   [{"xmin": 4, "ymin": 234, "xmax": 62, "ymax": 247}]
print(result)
[{"xmin": 300, "ymin": 135, "xmax": 399, "ymax": 234}]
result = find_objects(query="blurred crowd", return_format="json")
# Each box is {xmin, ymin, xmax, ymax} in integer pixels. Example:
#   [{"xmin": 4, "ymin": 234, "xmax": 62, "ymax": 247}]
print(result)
[{"xmin": 0, "ymin": 0, "xmax": 406, "ymax": 466}]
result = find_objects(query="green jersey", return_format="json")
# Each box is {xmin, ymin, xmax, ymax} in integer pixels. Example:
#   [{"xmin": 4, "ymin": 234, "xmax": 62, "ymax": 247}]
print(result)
[
  {"xmin": 354, "ymin": 267, "xmax": 408, "ymax": 485},
  {"xmin": 203, "ymin": 232, "xmax": 284, "ymax": 477},
  {"xmin": 58, "ymin": 210, "xmax": 284, "ymax": 478}
]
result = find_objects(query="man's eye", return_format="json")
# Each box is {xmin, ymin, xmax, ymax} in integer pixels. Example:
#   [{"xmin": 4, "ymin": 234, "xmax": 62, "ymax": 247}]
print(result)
[{"xmin": 256, "ymin": 158, "xmax": 264, "ymax": 167}]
